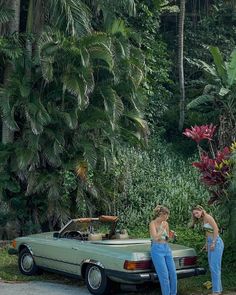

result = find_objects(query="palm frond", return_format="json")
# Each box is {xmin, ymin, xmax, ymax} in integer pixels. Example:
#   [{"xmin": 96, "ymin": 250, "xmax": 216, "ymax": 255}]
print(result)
[
  {"xmin": 58, "ymin": 110, "xmax": 78, "ymax": 130},
  {"xmin": 99, "ymin": 85, "xmax": 124, "ymax": 129},
  {"xmin": 0, "ymin": 88, "xmax": 20, "ymax": 131},
  {"xmin": 89, "ymin": 43, "xmax": 114, "ymax": 70},
  {"xmin": 0, "ymin": 3, "xmax": 14, "ymax": 24},
  {"xmin": 48, "ymin": 0, "xmax": 92, "ymax": 36},
  {"xmin": 78, "ymin": 140, "xmax": 97, "ymax": 168},
  {"xmin": 108, "ymin": 19, "xmax": 127, "ymax": 37},
  {"xmin": 86, "ymin": 0, "xmax": 136, "ymax": 18},
  {"xmin": 42, "ymin": 145, "xmax": 62, "ymax": 167},
  {"xmin": 0, "ymin": 36, "xmax": 22, "ymax": 59},
  {"xmin": 15, "ymin": 148, "xmax": 34, "ymax": 170}
]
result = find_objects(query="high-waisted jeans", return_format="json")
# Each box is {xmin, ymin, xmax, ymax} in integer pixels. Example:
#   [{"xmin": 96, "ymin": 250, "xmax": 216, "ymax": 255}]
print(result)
[
  {"xmin": 151, "ymin": 242, "xmax": 177, "ymax": 295},
  {"xmin": 207, "ymin": 236, "xmax": 224, "ymax": 293}
]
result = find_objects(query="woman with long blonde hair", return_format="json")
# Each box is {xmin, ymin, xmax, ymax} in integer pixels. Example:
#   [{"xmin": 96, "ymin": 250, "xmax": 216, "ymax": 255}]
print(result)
[
  {"xmin": 149, "ymin": 205, "xmax": 177, "ymax": 295},
  {"xmin": 191, "ymin": 205, "xmax": 224, "ymax": 295}
]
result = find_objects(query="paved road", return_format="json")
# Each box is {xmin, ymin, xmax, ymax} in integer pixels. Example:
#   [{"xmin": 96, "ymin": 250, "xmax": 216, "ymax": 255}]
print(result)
[
  {"xmin": 0, "ymin": 281, "xmax": 90, "ymax": 295},
  {"xmin": 0, "ymin": 281, "xmax": 144, "ymax": 295},
  {"xmin": 1, "ymin": 281, "xmax": 235, "ymax": 295}
]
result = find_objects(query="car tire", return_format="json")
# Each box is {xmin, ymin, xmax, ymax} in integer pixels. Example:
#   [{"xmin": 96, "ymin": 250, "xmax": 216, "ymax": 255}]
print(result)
[
  {"xmin": 18, "ymin": 248, "xmax": 39, "ymax": 275},
  {"xmin": 85, "ymin": 264, "xmax": 111, "ymax": 295}
]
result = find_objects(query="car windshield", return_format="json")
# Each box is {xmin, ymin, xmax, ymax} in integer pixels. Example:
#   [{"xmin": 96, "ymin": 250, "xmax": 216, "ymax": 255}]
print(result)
[{"xmin": 59, "ymin": 215, "xmax": 118, "ymax": 239}]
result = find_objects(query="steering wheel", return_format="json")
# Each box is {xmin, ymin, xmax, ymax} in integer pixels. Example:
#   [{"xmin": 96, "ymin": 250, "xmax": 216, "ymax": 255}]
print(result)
[{"xmin": 65, "ymin": 230, "xmax": 84, "ymax": 240}]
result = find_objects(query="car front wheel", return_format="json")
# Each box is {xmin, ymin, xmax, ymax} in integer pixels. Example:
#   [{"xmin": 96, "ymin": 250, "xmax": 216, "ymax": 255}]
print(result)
[
  {"xmin": 85, "ymin": 264, "xmax": 111, "ymax": 295},
  {"xmin": 18, "ymin": 248, "xmax": 39, "ymax": 275}
]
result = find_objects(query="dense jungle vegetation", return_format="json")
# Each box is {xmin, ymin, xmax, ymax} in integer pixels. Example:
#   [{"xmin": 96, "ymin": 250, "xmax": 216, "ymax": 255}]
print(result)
[{"xmin": 1, "ymin": 0, "xmax": 236, "ymax": 276}]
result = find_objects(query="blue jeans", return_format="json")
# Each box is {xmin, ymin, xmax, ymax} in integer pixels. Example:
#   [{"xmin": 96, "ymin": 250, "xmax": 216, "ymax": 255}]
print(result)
[
  {"xmin": 207, "ymin": 236, "xmax": 224, "ymax": 293},
  {"xmin": 151, "ymin": 242, "xmax": 177, "ymax": 295}
]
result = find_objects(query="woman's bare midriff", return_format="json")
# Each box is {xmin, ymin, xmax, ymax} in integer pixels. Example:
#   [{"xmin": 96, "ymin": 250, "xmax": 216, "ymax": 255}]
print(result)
[
  {"xmin": 205, "ymin": 232, "xmax": 214, "ymax": 238},
  {"xmin": 153, "ymin": 240, "xmax": 168, "ymax": 244}
]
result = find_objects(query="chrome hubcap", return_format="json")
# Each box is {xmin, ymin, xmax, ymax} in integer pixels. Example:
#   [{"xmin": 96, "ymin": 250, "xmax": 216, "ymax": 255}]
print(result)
[
  {"xmin": 21, "ymin": 253, "xmax": 34, "ymax": 272},
  {"xmin": 88, "ymin": 266, "xmax": 102, "ymax": 290}
]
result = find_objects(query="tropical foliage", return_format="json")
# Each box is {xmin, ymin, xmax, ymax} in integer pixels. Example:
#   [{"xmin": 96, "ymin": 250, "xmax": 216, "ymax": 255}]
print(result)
[
  {"xmin": 187, "ymin": 46, "xmax": 236, "ymax": 148},
  {"xmin": 1, "ymin": 0, "xmax": 236, "ymax": 260},
  {"xmin": 0, "ymin": 0, "xmax": 148, "ymax": 233},
  {"xmin": 184, "ymin": 124, "xmax": 236, "ymax": 245}
]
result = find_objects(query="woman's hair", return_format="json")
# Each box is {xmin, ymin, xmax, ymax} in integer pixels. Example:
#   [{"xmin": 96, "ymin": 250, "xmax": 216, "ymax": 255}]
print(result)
[
  {"xmin": 153, "ymin": 205, "xmax": 170, "ymax": 218},
  {"xmin": 189, "ymin": 205, "xmax": 206, "ymax": 228}
]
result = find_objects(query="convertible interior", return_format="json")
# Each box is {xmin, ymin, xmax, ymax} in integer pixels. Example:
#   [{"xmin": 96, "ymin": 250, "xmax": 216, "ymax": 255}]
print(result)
[{"xmin": 59, "ymin": 215, "xmax": 129, "ymax": 241}]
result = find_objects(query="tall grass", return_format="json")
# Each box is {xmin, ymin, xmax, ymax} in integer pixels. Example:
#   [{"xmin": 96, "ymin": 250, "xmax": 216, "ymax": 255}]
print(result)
[{"xmin": 114, "ymin": 140, "xmax": 219, "ymax": 230}]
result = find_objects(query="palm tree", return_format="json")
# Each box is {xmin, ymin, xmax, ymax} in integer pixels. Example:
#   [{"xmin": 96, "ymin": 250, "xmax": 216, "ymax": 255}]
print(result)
[
  {"xmin": 0, "ymin": 0, "xmax": 148, "ymax": 233},
  {"xmin": 1, "ymin": 0, "xmax": 21, "ymax": 144},
  {"xmin": 178, "ymin": 0, "xmax": 186, "ymax": 131}
]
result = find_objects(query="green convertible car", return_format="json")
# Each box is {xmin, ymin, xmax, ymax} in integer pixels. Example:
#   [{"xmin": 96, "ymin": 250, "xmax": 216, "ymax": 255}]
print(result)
[{"xmin": 9, "ymin": 215, "xmax": 205, "ymax": 294}]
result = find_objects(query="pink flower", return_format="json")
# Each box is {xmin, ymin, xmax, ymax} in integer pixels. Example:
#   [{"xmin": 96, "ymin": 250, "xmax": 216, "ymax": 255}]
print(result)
[{"xmin": 183, "ymin": 124, "xmax": 216, "ymax": 144}]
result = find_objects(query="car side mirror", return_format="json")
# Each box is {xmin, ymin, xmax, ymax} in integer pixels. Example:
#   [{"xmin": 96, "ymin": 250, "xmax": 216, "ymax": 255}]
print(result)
[{"xmin": 53, "ymin": 232, "xmax": 59, "ymax": 238}]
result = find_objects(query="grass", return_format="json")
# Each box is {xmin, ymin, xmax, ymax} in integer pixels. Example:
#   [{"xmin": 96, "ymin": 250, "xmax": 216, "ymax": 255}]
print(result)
[
  {"xmin": 0, "ymin": 247, "xmax": 79, "ymax": 285},
  {"xmin": 0, "ymin": 246, "xmax": 235, "ymax": 294}
]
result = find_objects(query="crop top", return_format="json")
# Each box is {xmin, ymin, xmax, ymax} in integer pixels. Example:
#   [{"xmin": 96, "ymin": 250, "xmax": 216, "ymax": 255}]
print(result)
[
  {"xmin": 157, "ymin": 225, "xmax": 169, "ymax": 241},
  {"xmin": 203, "ymin": 223, "xmax": 214, "ymax": 233}
]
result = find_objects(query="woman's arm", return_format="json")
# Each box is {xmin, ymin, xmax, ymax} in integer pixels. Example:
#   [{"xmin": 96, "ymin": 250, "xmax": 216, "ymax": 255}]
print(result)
[
  {"xmin": 166, "ymin": 222, "xmax": 170, "ymax": 237},
  {"xmin": 206, "ymin": 215, "xmax": 219, "ymax": 249}
]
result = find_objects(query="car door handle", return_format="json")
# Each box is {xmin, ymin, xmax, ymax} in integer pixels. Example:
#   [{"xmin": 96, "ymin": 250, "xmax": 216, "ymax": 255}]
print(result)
[{"xmin": 72, "ymin": 247, "xmax": 79, "ymax": 250}]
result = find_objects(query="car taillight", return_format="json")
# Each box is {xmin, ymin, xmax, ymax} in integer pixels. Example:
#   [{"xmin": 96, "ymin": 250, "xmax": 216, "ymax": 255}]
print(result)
[
  {"xmin": 124, "ymin": 260, "xmax": 152, "ymax": 270},
  {"xmin": 11, "ymin": 240, "xmax": 16, "ymax": 249},
  {"xmin": 180, "ymin": 256, "xmax": 197, "ymax": 267}
]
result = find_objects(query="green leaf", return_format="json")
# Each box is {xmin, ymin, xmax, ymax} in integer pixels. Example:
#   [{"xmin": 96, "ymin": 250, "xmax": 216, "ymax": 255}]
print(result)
[
  {"xmin": 209, "ymin": 46, "xmax": 227, "ymax": 85},
  {"xmin": 219, "ymin": 87, "xmax": 230, "ymax": 97},
  {"xmin": 227, "ymin": 48, "xmax": 236, "ymax": 87},
  {"xmin": 186, "ymin": 57, "xmax": 217, "ymax": 77},
  {"xmin": 109, "ymin": 19, "xmax": 127, "ymax": 36},
  {"xmin": 0, "ymin": 4, "xmax": 14, "ymax": 24},
  {"xmin": 63, "ymin": 112, "xmax": 78, "ymax": 129},
  {"xmin": 17, "ymin": 149, "xmax": 34, "ymax": 169},
  {"xmin": 187, "ymin": 95, "xmax": 215, "ymax": 110},
  {"xmin": 6, "ymin": 179, "xmax": 21, "ymax": 193},
  {"xmin": 89, "ymin": 44, "xmax": 114, "ymax": 69}
]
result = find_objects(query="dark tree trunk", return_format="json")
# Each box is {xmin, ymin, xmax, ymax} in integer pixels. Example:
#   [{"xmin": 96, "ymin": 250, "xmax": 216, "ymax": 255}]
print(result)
[{"xmin": 1, "ymin": 0, "xmax": 21, "ymax": 144}]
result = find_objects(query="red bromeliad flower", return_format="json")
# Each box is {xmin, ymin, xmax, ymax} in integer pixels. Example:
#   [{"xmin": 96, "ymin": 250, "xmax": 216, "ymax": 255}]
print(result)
[
  {"xmin": 184, "ymin": 124, "xmax": 233, "ymax": 203},
  {"xmin": 192, "ymin": 149, "xmax": 231, "ymax": 186},
  {"xmin": 183, "ymin": 124, "xmax": 216, "ymax": 144}
]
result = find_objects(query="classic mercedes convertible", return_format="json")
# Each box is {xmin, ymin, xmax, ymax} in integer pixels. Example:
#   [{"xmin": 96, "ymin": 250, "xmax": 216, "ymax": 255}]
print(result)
[{"xmin": 9, "ymin": 215, "xmax": 205, "ymax": 294}]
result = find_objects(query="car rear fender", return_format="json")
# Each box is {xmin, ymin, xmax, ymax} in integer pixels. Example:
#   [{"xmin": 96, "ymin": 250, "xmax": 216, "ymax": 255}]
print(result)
[
  {"xmin": 81, "ymin": 259, "xmax": 105, "ymax": 279},
  {"xmin": 18, "ymin": 244, "xmax": 34, "ymax": 256}
]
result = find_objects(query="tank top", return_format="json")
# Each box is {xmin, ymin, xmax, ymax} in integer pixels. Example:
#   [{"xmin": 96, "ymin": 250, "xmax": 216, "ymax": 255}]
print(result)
[
  {"xmin": 203, "ymin": 223, "xmax": 214, "ymax": 233},
  {"xmin": 157, "ymin": 225, "xmax": 169, "ymax": 241}
]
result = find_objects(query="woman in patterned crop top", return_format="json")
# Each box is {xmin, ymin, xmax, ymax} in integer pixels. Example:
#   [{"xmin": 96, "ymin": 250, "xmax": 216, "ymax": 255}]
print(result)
[
  {"xmin": 191, "ymin": 205, "xmax": 224, "ymax": 295},
  {"xmin": 149, "ymin": 205, "xmax": 177, "ymax": 295}
]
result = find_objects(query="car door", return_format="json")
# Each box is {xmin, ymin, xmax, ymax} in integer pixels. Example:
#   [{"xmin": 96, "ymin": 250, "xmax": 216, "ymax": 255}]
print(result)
[{"xmin": 32, "ymin": 236, "xmax": 81, "ymax": 275}]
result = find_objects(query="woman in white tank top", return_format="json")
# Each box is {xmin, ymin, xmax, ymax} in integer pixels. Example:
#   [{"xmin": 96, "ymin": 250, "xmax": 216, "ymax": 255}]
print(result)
[{"xmin": 191, "ymin": 205, "xmax": 224, "ymax": 295}]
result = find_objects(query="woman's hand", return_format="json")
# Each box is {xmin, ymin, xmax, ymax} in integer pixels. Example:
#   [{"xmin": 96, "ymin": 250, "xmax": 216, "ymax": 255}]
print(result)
[
  {"xmin": 210, "ymin": 241, "xmax": 215, "ymax": 251},
  {"xmin": 160, "ymin": 221, "xmax": 168, "ymax": 230}
]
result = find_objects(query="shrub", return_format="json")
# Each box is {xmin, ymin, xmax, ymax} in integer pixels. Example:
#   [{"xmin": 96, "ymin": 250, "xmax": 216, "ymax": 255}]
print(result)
[{"xmin": 114, "ymin": 139, "xmax": 217, "ymax": 229}]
